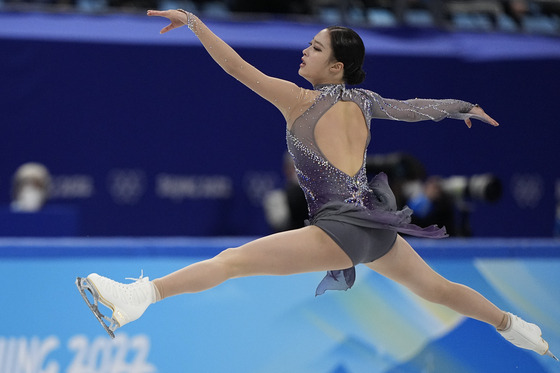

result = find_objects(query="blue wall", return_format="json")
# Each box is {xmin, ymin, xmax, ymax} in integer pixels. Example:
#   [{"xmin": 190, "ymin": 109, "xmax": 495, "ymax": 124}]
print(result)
[
  {"xmin": 0, "ymin": 237, "xmax": 559, "ymax": 373},
  {"xmin": 1, "ymin": 13, "xmax": 560, "ymax": 237}
]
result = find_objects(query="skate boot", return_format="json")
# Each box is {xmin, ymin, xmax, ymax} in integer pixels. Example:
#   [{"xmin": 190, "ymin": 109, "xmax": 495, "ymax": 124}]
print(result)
[
  {"xmin": 498, "ymin": 313, "xmax": 558, "ymax": 361},
  {"xmin": 76, "ymin": 272, "xmax": 156, "ymax": 338}
]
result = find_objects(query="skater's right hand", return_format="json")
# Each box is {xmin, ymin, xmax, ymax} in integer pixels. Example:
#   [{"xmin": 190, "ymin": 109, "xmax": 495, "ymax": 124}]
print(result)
[
  {"xmin": 464, "ymin": 105, "xmax": 500, "ymax": 129},
  {"xmin": 147, "ymin": 9, "xmax": 190, "ymax": 34}
]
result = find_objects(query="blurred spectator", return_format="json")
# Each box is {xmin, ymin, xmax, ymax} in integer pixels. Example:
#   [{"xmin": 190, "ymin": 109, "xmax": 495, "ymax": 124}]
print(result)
[
  {"xmin": 231, "ymin": 0, "xmax": 310, "ymax": 15},
  {"xmin": 406, "ymin": 174, "xmax": 503, "ymax": 236},
  {"xmin": 502, "ymin": 0, "xmax": 529, "ymax": 27},
  {"xmin": 392, "ymin": 0, "xmax": 445, "ymax": 26},
  {"xmin": 108, "ymin": 0, "xmax": 156, "ymax": 10},
  {"xmin": 366, "ymin": 153, "xmax": 502, "ymax": 236},
  {"xmin": 407, "ymin": 176, "xmax": 457, "ymax": 236},
  {"xmin": 263, "ymin": 152, "xmax": 308, "ymax": 232},
  {"xmin": 366, "ymin": 152, "xmax": 427, "ymax": 209},
  {"xmin": 540, "ymin": 0, "xmax": 560, "ymax": 16},
  {"xmin": 2, "ymin": 0, "xmax": 557, "ymax": 36},
  {"xmin": 11, "ymin": 162, "xmax": 51, "ymax": 213}
]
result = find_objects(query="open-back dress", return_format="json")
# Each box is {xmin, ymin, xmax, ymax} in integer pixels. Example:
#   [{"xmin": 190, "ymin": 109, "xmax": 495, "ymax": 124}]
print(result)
[{"xmin": 286, "ymin": 84, "xmax": 476, "ymax": 295}]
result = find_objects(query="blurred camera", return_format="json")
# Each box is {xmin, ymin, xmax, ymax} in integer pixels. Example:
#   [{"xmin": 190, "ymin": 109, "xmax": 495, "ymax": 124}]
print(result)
[
  {"xmin": 366, "ymin": 153, "xmax": 502, "ymax": 236},
  {"xmin": 440, "ymin": 174, "xmax": 502, "ymax": 203}
]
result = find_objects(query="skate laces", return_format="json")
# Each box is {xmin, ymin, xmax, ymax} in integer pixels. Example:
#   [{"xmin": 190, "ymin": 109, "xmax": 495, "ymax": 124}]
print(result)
[
  {"xmin": 511, "ymin": 313, "xmax": 540, "ymax": 335},
  {"xmin": 125, "ymin": 269, "xmax": 146, "ymax": 282},
  {"xmin": 104, "ymin": 271, "xmax": 151, "ymax": 305}
]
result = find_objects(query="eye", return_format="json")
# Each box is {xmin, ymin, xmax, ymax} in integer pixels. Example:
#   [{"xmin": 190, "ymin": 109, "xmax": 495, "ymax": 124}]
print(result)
[{"xmin": 308, "ymin": 42, "xmax": 321, "ymax": 52}]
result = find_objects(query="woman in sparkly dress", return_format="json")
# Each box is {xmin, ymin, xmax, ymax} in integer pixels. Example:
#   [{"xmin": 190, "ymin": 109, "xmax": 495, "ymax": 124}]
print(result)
[{"xmin": 76, "ymin": 9, "xmax": 555, "ymax": 360}]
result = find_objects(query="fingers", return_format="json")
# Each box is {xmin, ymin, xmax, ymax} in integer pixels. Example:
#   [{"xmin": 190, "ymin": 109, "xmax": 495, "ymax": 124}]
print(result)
[
  {"xmin": 147, "ymin": 9, "xmax": 179, "ymax": 18},
  {"xmin": 488, "ymin": 116, "xmax": 500, "ymax": 127},
  {"xmin": 147, "ymin": 9, "xmax": 164, "ymax": 16},
  {"xmin": 147, "ymin": 9, "xmax": 177, "ymax": 21},
  {"xmin": 481, "ymin": 113, "xmax": 499, "ymax": 127},
  {"xmin": 160, "ymin": 24, "xmax": 174, "ymax": 34},
  {"xmin": 468, "ymin": 105, "xmax": 500, "ymax": 128},
  {"xmin": 477, "ymin": 106, "xmax": 500, "ymax": 127},
  {"xmin": 146, "ymin": 10, "xmax": 176, "ymax": 34},
  {"xmin": 465, "ymin": 115, "xmax": 500, "ymax": 128}
]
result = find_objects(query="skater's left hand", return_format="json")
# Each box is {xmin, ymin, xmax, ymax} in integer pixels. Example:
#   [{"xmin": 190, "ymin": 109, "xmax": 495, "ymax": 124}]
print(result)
[
  {"xmin": 147, "ymin": 9, "xmax": 190, "ymax": 34},
  {"xmin": 465, "ymin": 105, "xmax": 500, "ymax": 128}
]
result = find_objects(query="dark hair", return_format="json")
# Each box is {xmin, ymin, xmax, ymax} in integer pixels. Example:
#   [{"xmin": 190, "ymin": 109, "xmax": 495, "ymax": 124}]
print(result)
[{"xmin": 327, "ymin": 26, "xmax": 366, "ymax": 85}]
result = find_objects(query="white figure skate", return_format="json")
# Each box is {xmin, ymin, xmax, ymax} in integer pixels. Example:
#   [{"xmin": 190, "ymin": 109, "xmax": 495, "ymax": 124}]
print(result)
[
  {"xmin": 76, "ymin": 272, "xmax": 155, "ymax": 338},
  {"xmin": 498, "ymin": 313, "xmax": 558, "ymax": 361}
]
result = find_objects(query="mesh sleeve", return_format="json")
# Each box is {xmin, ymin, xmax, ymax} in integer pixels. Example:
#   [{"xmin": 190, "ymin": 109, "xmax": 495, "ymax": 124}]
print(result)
[{"xmin": 358, "ymin": 89, "xmax": 475, "ymax": 122}]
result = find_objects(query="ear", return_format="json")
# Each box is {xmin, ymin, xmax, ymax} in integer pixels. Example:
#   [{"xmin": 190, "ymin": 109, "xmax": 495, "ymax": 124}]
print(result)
[{"xmin": 330, "ymin": 61, "xmax": 344, "ymax": 74}]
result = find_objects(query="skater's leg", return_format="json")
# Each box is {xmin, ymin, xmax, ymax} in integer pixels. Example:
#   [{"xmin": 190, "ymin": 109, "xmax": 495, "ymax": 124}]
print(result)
[
  {"xmin": 153, "ymin": 225, "xmax": 353, "ymax": 299},
  {"xmin": 78, "ymin": 226, "xmax": 351, "ymax": 334},
  {"xmin": 366, "ymin": 235, "xmax": 556, "ymax": 358},
  {"xmin": 365, "ymin": 235, "xmax": 504, "ymax": 326}
]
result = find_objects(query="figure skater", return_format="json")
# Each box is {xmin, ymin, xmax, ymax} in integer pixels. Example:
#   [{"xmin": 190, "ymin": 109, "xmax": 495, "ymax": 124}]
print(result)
[{"xmin": 76, "ymin": 9, "xmax": 556, "ymax": 360}]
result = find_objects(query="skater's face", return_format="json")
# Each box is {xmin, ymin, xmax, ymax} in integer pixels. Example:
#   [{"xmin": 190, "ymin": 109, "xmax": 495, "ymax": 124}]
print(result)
[{"xmin": 298, "ymin": 29, "xmax": 344, "ymax": 86}]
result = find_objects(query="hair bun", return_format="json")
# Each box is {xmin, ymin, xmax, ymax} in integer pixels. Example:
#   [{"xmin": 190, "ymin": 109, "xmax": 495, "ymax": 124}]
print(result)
[
  {"xmin": 347, "ymin": 68, "xmax": 366, "ymax": 85},
  {"xmin": 327, "ymin": 26, "xmax": 366, "ymax": 86}
]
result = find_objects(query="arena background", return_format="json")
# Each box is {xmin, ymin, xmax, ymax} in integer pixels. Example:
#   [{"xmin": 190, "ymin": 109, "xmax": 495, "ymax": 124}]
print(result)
[{"xmin": 1, "ymin": 12, "xmax": 560, "ymax": 237}]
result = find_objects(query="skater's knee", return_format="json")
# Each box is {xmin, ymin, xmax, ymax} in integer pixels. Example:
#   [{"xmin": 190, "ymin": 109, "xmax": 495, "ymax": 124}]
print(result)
[
  {"xmin": 416, "ymin": 278, "xmax": 456, "ymax": 305},
  {"xmin": 214, "ymin": 247, "xmax": 251, "ymax": 279}
]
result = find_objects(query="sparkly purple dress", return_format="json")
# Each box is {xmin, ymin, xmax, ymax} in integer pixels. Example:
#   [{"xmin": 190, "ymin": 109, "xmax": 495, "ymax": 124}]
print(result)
[{"xmin": 286, "ymin": 84, "xmax": 475, "ymax": 295}]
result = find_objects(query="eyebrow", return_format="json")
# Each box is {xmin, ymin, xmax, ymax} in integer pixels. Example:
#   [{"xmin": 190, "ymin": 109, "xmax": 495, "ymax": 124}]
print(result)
[{"xmin": 312, "ymin": 39, "xmax": 325, "ymax": 48}]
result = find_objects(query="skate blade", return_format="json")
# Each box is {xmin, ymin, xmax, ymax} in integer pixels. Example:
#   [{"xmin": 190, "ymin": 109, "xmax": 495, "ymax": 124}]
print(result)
[
  {"xmin": 546, "ymin": 350, "xmax": 559, "ymax": 361},
  {"xmin": 75, "ymin": 277, "xmax": 117, "ymax": 339}
]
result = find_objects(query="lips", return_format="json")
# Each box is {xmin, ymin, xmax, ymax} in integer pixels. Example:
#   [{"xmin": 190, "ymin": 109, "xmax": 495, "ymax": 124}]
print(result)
[{"xmin": 300, "ymin": 58, "xmax": 306, "ymax": 67}]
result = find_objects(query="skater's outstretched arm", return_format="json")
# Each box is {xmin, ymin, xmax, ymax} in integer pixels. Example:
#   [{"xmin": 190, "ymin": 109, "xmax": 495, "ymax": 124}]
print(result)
[
  {"xmin": 356, "ymin": 89, "xmax": 500, "ymax": 128},
  {"xmin": 147, "ymin": 9, "xmax": 303, "ymax": 122}
]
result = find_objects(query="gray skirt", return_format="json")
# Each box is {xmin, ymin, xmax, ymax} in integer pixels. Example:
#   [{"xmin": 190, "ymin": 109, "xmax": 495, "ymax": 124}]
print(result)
[
  {"xmin": 315, "ymin": 219, "xmax": 397, "ymax": 266},
  {"xmin": 310, "ymin": 172, "xmax": 447, "ymax": 295}
]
